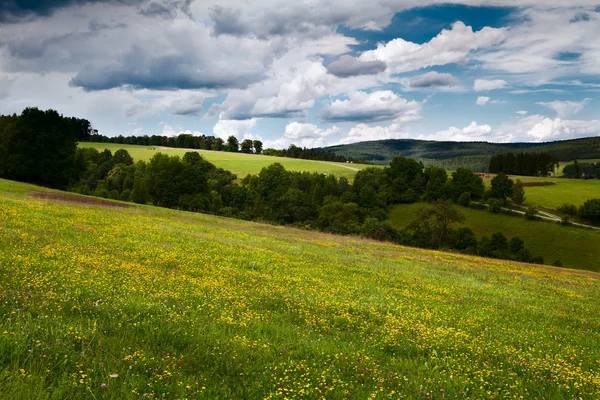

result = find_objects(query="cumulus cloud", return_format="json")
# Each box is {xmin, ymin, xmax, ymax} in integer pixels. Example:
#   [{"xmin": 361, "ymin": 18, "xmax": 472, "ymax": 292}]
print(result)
[
  {"xmin": 433, "ymin": 121, "xmax": 493, "ymax": 141},
  {"xmin": 407, "ymin": 71, "xmax": 458, "ymax": 88},
  {"xmin": 537, "ymin": 98, "xmax": 591, "ymax": 118},
  {"xmin": 473, "ymin": 79, "xmax": 507, "ymax": 91},
  {"xmin": 335, "ymin": 123, "xmax": 409, "ymax": 145},
  {"xmin": 326, "ymin": 55, "xmax": 386, "ymax": 78},
  {"xmin": 476, "ymin": 96, "xmax": 490, "ymax": 105},
  {"xmin": 213, "ymin": 118, "xmax": 259, "ymax": 140},
  {"xmin": 264, "ymin": 122, "xmax": 341, "ymax": 149},
  {"xmin": 527, "ymin": 117, "xmax": 600, "ymax": 141},
  {"xmin": 284, "ymin": 122, "xmax": 340, "ymax": 139},
  {"xmin": 360, "ymin": 21, "xmax": 506, "ymax": 74},
  {"xmin": 321, "ymin": 90, "xmax": 421, "ymax": 123}
]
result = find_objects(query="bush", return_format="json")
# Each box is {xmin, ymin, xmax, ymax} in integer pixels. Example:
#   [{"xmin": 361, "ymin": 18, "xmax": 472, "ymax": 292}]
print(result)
[
  {"xmin": 455, "ymin": 227, "xmax": 477, "ymax": 252},
  {"xmin": 560, "ymin": 216, "xmax": 571, "ymax": 226},
  {"xmin": 525, "ymin": 206, "xmax": 537, "ymax": 220},
  {"xmin": 578, "ymin": 198, "xmax": 600, "ymax": 223},
  {"xmin": 457, "ymin": 192, "xmax": 471, "ymax": 207},
  {"xmin": 557, "ymin": 203, "xmax": 578, "ymax": 216},
  {"xmin": 488, "ymin": 198, "xmax": 504, "ymax": 213},
  {"xmin": 360, "ymin": 218, "xmax": 397, "ymax": 242},
  {"xmin": 552, "ymin": 260, "xmax": 564, "ymax": 267}
]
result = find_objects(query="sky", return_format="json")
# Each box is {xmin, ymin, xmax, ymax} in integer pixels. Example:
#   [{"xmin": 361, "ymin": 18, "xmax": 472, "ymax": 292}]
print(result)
[{"xmin": 0, "ymin": 1, "xmax": 599, "ymax": 148}]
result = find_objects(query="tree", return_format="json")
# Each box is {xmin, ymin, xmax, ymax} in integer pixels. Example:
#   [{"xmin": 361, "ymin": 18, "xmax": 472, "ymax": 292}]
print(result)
[
  {"xmin": 525, "ymin": 206, "xmax": 537, "ymax": 220},
  {"xmin": 226, "ymin": 136, "xmax": 239, "ymax": 152},
  {"xmin": 488, "ymin": 198, "xmax": 503, "ymax": 213},
  {"xmin": 455, "ymin": 227, "xmax": 477, "ymax": 252},
  {"xmin": 408, "ymin": 200, "xmax": 465, "ymax": 248},
  {"xmin": 457, "ymin": 192, "xmax": 471, "ymax": 207},
  {"xmin": 423, "ymin": 166, "xmax": 448, "ymax": 201},
  {"xmin": 212, "ymin": 138, "xmax": 224, "ymax": 151},
  {"xmin": 113, "ymin": 149, "xmax": 134, "ymax": 166},
  {"xmin": 253, "ymin": 140, "xmax": 263, "ymax": 154},
  {"xmin": 579, "ymin": 198, "xmax": 600, "ymax": 223},
  {"xmin": 0, "ymin": 108, "xmax": 80, "ymax": 188},
  {"xmin": 490, "ymin": 173, "xmax": 513, "ymax": 200},
  {"xmin": 449, "ymin": 168, "xmax": 484, "ymax": 200},
  {"xmin": 240, "ymin": 139, "xmax": 253, "ymax": 154},
  {"xmin": 511, "ymin": 179, "xmax": 525, "ymax": 205}
]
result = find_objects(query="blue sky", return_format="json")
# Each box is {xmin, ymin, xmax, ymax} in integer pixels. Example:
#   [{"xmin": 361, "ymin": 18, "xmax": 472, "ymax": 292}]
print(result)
[{"xmin": 0, "ymin": 1, "xmax": 599, "ymax": 147}]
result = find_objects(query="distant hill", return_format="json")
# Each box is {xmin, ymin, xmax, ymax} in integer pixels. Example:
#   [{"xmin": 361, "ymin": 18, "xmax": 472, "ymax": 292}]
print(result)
[{"xmin": 321, "ymin": 136, "xmax": 600, "ymax": 171}]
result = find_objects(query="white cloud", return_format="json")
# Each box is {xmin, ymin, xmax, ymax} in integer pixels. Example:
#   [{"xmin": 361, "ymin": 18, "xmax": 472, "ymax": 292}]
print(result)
[
  {"xmin": 213, "ymin": 118, "xmax": 259, "ymax": 140},
  {"xmin": 476, "ymin": 96, "xmax": 490, "ymax": 105},
  {"xmin": 322, "ymin": 90, "xmax": 422, "ymax": 123},
  {"xmin": 516, "ymin": 110, "xmax": 528, "ymax": 115},
  {"xmin": 537, "ymin": 98, "xmax": 591, "ymax": 118},
  {"xmin": 473, "ymin": 79, "xmax": 507, "ymax": 91},
  {"xmin": 360, "ymin": 21, "xmax": 506, "ymax": 74},
  {"xmin": 335, "ymin": 123, "xmax": 409, "ymax": 145},
  {"xmin": 527, "ymin": 117, "xmax": 600, "ymax": 141},
  {"xmin": 284, "ymin": 122, "xmax": 340, "ymax": 139},
  {"xmin": 432, "ymin": 121, "xmax": 493, "ymax": 141}
]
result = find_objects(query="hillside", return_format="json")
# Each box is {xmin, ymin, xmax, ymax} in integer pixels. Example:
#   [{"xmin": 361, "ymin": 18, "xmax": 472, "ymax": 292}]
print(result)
[
  {"xmin": 321, "ymin": 137, "xmax": 600, "ymax": 171},
  {"xmin": 389, "ymin": 203, "xmax": 600, "ymax": 271},
  {"xmin": 79, "ymin": 142, "xmax": 374, "ymax": 180},
  {"xmin": 1, "ymin": 178, "xmax": 600, "ymax": 399}
]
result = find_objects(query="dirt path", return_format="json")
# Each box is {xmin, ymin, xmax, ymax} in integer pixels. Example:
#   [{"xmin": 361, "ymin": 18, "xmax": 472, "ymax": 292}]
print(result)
[
  {"xmin": 319, "ymin": 161, "xmax": 361, "ymax": 172},
  {"xmin": 473, "ymin": 201, "xmax": 600, "ymax": 230}
]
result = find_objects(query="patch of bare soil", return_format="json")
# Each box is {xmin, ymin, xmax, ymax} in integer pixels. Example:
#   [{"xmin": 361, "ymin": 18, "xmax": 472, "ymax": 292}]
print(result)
[
  {"xmin": 30, "ymin": 191, "xmax": 133, "ymax": 208},
  {"xmin": 521, "ymin": 182, "xmax": 556, "ymax": 187}
]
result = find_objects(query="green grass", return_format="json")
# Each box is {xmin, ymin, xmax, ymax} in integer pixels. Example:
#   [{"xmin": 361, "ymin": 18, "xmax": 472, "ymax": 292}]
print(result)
[
  {"xmin": 1, "ymin": 178, "xmax": 600, "ymax": 399},
  {"xmin": 480, "ymin": 175, "xmax": 600, "ymax": 209},
  {"xmin": 79, "ymin": 142, "xmax": 374, "ymax": 180},
  {"xmin": 557, "ymin": 159, "xmax": 600, "ymax": 175},
  {"xmin": 389, "ymin": 203, "xmax": 600, "ymax": 271}
]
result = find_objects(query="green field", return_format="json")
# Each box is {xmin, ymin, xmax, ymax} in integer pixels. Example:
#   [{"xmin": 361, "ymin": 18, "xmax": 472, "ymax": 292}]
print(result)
[
  {"xmin": 557, "ymin": 159, "xmax": 600, "ymax": 175},
  {"xmin": 480, "ymin": 175, "xmax": 600, "ymax": 209},
  {"xmin": 389, "ymin": 203, "xmax": 600, "ymax": 271},
  {"xmin": 79, "ymin": 142, "xmax": 373, "ymax": 180},
  {"xmin": 1, "ymin": 178, "xmax": 600, "ymax": 399}
]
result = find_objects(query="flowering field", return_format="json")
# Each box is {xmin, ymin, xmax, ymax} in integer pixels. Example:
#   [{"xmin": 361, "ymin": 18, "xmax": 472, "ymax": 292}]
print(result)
[{"xmin": 1, "ymin": 178, "xmax": 600, "ymax": 399}]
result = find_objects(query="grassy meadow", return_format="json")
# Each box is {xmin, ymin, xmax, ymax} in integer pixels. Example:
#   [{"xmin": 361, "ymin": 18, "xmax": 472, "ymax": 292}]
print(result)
[
  {"xmin": 1, "ymin": 178, "xmax": 600, "ymax": 399},
  {"xmin": 479, "ymin": 175, "xmax": 600, "ymax": 209},
  {"xmin": 389, "ymin": 203, "xmax": 600, "ymax": 272},
  {"xmin": 79, "ymin": 142, "xmax": 373, "ymax": 181}
]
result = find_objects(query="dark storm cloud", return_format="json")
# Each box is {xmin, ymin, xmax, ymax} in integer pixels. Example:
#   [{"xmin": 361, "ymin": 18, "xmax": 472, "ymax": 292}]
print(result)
[
  {"xmin": 0, "ymin": 0, "xmax": 190, "ymax": 22},
  {"xmin": 326, "ymin": 55, "xmax": 387, "ymax": 78},
  {"xmin": 69, "ymin": 47, "xmax": 266, "ymax": 91},
  {"xmin": 0, "ymin": 0, "xmax": 142, "ymax": 22},
  {"xmin": 408, "ymin": 71, "xmax": 458, "ymax": 88}
]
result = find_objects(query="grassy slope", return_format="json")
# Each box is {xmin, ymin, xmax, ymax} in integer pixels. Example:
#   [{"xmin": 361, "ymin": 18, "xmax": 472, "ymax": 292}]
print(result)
[
  {"xmin": 1, "ymin": 178, "xmax": 600, "ymax": 399},
  {"xmin": 389, "ymin": 203, "xmax": 600, "ymax": 271},
  {"xmin": 479, "ymin": 175, "xmax": 600, "ymax": 209},
  {"xmin": 79, "ymin": 142, "xmax": 373, "ymax": 180}
]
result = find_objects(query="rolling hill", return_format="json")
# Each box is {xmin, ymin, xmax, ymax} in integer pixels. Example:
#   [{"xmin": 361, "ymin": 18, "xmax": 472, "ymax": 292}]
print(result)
[
  {"xmin": 389, "ymin": 203, "xmax": 600, "ymax": 271},
  {"xmin": 321, "ymin": 136, "xmax": 600, "ymax": 171},
  {"xmin": 79, "ymin": 142, "xmax": 374, "ymax": 180},
  {"xmin": 1, "ymin": 178, "xmax": 600, "ymax": 399}
]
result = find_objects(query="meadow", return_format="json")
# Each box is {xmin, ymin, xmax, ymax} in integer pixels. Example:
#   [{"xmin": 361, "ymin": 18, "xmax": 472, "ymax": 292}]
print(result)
[
  {"xmin": 79, "ymin": 142, "xmax": 372, "ymax": 181},
  {"xmin": 480, "ymin": 175, "xmax": 600, "ymax": 209},
  {"xmin": 1, "ymin": 178, "xmax": 600, "ymax": 399},
  {"xmin": 389, "ymin": 203, "xmax": 600, "ymax": 271}
]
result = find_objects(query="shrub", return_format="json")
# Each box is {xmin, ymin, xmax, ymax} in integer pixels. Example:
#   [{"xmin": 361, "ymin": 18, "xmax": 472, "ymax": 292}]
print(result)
[
  {"xmin": 552, "ymin": 260, "xmax": 564, "ymax": 267},
  {"xmin": 525, "ymin": 206, "xmax": 537, "ymax": 220},
  {"xmin": 455, "ymin": 227, "xmax": 477, "ymax": 252},
  {"xmin": 488, "ymin": 198, "xmax": 504, "ymax": 213},
  {"xmin": 578, "ymin": 198, "xmax": 600, "ymax": 223},
  {"xmin": 457, "ymin": 192, "xmax": 471, "ymax": 207},
  {"xmin": 560, "ymin": 216, "xmax": 571, "ymax": 226},
  {"xmin": 557, "ymin": 203, "xmax": 578, "ymax": 216},
  {"xmin": 511, "ymin": 179, "xmax": 526, "ymax": 205}
]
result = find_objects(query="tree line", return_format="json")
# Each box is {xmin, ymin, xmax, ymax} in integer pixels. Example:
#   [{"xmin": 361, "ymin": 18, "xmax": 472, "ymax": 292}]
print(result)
[
  {"xmin": 489, "ymin": 152, "xmax": 559, "ymax": 177},
  {"xmin": 1, "ymin": 107, "xmax": 566, "ymax": 266},
  {"xmin": 562, "ymin": 160, "xmax": 600, "ymax": 179},
  {"xmin": 85, "ymin": 128, "xmax": 355, "ymax": 163}
]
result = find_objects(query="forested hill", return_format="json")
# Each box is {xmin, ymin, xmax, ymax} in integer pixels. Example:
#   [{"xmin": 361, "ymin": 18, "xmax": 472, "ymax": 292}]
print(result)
[{"xmin": 321, "ymin": 137, "xmax": 600, "ymax": 171}]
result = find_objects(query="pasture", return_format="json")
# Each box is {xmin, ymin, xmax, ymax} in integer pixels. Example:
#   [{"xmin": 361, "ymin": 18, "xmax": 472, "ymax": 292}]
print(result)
[
  {"xmin": 389, "ymin": 203, "xmax": 600, "ymax": 271},
  {"xmin": 1, "ymin": 178, "xmax": 600, "ymax": 399},
  {"xmin": 78, "ymin": 142, "xmax": 372, "ymax": 180}
]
